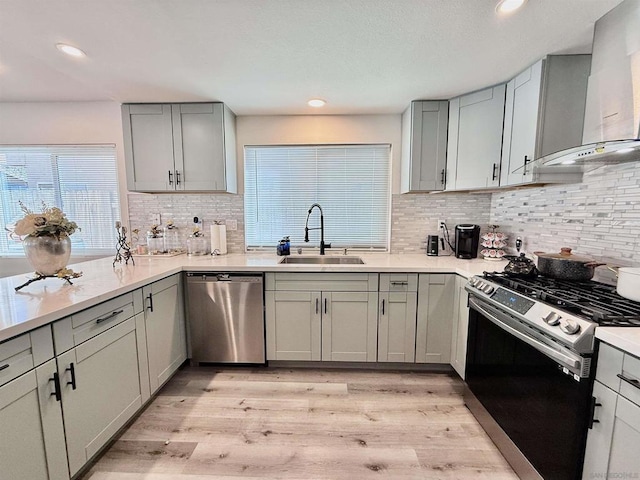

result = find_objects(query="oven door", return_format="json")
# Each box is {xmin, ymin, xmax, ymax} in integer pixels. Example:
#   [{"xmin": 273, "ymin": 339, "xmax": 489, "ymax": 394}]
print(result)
[{"xmin": 465, "ymin": 296, "xmax": 593, "ymax": 480}]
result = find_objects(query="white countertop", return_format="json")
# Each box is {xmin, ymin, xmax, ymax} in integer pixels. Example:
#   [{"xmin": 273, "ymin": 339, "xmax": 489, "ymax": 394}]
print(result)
[
  {"xmin": 0, "ymin": 253, "xmax": 504, "ymax": 342},
  {"xmin": 596, "ymin": 328, "xmax": 640, "ymax": 358}
]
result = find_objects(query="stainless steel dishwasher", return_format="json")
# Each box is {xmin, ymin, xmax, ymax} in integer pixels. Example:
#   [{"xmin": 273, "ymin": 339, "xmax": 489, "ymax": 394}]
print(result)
[{"xmin": 185, "ymin": 272, "xmax": 265, "ymax": 364}]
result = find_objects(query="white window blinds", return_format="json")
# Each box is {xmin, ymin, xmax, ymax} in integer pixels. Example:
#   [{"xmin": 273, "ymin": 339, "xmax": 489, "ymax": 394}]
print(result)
[
  {"xmin": 244, "ymin": 144, "xmax": 390, "ymax": 250},
  {"xmin": 0, "ymin": 145, "xmax": 120, "ymax": 255}
]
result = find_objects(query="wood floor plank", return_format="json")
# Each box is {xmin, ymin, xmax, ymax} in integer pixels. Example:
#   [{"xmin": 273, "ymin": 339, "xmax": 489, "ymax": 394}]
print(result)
[
  {"xmin": 79, "ymin": 367, "xmax": 518, "ymax": 480},
  {"xmin": 184, "ymin": 444, "xmax": 424, "ymax": 479}
]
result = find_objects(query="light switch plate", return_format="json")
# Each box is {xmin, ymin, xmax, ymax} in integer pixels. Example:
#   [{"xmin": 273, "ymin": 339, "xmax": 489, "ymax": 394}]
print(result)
[{"xmin": 149, "ymin": 213, "xmax": 161, "ymax": 225}]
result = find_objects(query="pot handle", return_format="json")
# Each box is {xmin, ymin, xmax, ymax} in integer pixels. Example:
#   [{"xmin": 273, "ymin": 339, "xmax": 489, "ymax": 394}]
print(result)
[
  {"xmin": 585, "ymin": 262, "xmax": 607, "ymax": 268},
  {"xmin": 607, "ymin": 266, "xmax": 620, "ymax": 277}
]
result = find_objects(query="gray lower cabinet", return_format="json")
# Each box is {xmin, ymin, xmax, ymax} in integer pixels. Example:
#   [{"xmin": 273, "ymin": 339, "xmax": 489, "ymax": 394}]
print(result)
[
  {"xmin": 446, "ymin": 84, "xmax": 506, "ymax": 190},
  {"xmin": 500, "ymin": 55, "xmax": 590, "ymax": 187},
  {"xmin": 57, "ymin": 316, "xmax": 147, "ymax": 477},
  {"xmin": 449, "ymin": 275, "xmax": 469, "ymax": 378},
  {"xmin": 583, "ymin": 343, "xmax": 640, "ymax": 479},
  {"xmin": 377, "ymin": 274, "xmax": 418, "ymax": 363},
  {"xmin": 416, "ymin": 274, "xmax": 455, "ymax": 364},
  {"xmin": 122, "ymin": 102, "xmax": 237, "ymax": 193},
  {"xmin": 265, "ymin": 273, "xmax": 378, "ymax": 362},
  {"xmin": 142, "ymin": 274, "xmax": 187, "ymax": 394},
  {"xmin": 401, "ymin": 100, "xmax": 449, "ymax": 192},
  {"xmin": 0, "ymin": 359, "xmax": 68, "ymax": 480}
]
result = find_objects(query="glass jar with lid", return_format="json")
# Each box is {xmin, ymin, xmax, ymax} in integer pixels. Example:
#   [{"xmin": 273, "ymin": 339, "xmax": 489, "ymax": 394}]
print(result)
[
  {"xmin": 187, "ymin": 227, "xmax": 208, "ymax": 256},
  {"xmin": 146, "ymin": 225, "xmax": 165, "ymax": 255},
  {"xmin": 164, "ymin": 221, "xmax": 183, "ymax": 254}
]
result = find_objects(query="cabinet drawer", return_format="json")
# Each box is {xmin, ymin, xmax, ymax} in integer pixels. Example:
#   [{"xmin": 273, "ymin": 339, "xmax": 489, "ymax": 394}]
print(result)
[
  {"xmin": 53, "ymin": 290, "xmax": 142, "ymax": 353},
  {"xmin": 379, "ymin": 274, "xmax": 417, "ymax": 292},
  {"xmin": 596, "ymin": 342, "xmax": 624, "ymax": 391},
  {"xmin": 268, "ymin": 273, "xmax": 378, "ymax": 292},
  {"xmin": 0, "ymin": 326, "xmax": 54, "ymax": 387},
  {"xmin": 620, "ymin": 353, "xmax": 640, "ymax": 407}
]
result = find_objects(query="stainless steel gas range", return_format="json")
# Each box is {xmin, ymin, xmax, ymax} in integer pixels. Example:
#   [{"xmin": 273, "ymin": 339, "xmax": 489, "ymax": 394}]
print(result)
[{"xmin": 464, "ymin": 272, "xmax": 640, "ymax": 480}]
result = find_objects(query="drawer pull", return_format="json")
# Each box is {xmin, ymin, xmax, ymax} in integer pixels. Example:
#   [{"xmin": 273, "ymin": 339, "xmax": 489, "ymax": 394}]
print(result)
[
  {"xmin": 588, "ymin": 395, "xmax": 602, "ymax": 429},
  {"xmin": 96, "ymin": 309, "xmax": 124, "ymax": 324},
  {"xmin": 0, "ymin": 363, "xmax": 9, "ymax": 372},
  {"xmin": 316, "ymin": 298, "xmax": 319, "ymax": 315},
  {"xmin": 617, "ymin": 373, "xmax": 640, "ymax": 391},
  {"xmin": 66, "ymin": 363, "xmax": 77, "ymax": 390},
  {"xmin": 324, "ymin": 298, "xmax": 328, "ymax": 315},
  {"xmin": 49, "ymin": 373, "xmax": 62, "ymax": 402},
  {"xmin": 147, "ymin": 293, "xmax": 154, "ymax": 312},
  {"xmin": 381, "ymin": 299, "xmax": 385, "ymax": 315},
  {"xmin": 390, "ymin": 281, "xmax": 408, "ymax": 286}
]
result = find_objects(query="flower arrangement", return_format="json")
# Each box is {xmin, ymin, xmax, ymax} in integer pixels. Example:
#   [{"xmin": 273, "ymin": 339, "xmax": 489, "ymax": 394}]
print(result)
[
  {"xmin": 14, "ymin": 201, "xmax": 79, "ymax": 239},
  {"xmin": 191, "ymin": 226, "xmax": 203, "ymax": 237}
]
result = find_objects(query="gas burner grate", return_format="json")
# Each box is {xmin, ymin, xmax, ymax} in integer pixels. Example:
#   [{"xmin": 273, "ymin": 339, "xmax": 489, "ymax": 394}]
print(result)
[{"xmin": 482, "ymin": 271, "xmax": 640, "ymax": 326}]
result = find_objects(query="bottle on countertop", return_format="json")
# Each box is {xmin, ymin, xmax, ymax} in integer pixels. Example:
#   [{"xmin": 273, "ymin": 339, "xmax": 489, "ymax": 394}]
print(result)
[{"xmin": 277, "ymin": 236, "xmax": 291, "ymax": 256}]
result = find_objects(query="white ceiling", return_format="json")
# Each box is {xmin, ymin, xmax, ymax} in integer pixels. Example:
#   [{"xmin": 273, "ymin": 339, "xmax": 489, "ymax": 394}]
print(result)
[{"xmin": 0, "ymin": 0, "xmax": 623, "ymax": 115}]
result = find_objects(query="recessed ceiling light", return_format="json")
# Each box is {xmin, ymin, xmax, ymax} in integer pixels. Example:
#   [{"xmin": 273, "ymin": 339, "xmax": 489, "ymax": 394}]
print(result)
[
  {"xmin": 496, "ymin": 0, "xmax": 527, "ymax": 14},
  {"xmin": 56, "ymin": 43, "xmax": 86, "ymax": 58},
  {"xmin": 308, "ymin": 99, "xmax": 326, "ymax": 108}
]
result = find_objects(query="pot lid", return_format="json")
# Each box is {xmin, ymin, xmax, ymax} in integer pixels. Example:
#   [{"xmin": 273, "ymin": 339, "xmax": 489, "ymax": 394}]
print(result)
[{"xmin": 535, "ymin": 247, "xmax": 596, "ymax": 263}]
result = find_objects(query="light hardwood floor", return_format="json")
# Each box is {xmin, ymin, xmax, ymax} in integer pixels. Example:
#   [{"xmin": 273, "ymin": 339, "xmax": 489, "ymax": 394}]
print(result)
[{"xmin": 80, "ymin": 367, "xmax": 518, "ymax": 480}]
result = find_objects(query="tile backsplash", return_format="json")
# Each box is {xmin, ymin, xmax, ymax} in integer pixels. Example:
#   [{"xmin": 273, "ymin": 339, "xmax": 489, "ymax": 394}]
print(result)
[
  {"xmin": 127, "ymin": 192, "xmax": 492, "ymax": 255},
  {"xmin": 491, "ymin": 162, "xmax": 640, "ymax": 265},
  {"xmin": 390, "ymin": 193, "xmax": 492, "ymax": 254},
  {"xmin": 127, "ymin": 193, "xmax": 245, "ymax": 253}
]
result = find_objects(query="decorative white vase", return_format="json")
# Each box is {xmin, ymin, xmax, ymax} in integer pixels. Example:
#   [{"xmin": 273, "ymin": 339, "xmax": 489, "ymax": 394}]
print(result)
[{"xmin": 23, "ymin": 235, "xmax": 71, "ymax": 276}]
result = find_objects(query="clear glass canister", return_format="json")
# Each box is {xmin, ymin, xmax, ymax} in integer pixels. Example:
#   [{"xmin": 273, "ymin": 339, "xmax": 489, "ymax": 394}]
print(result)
[
  {"xmin": 164, "ymin": 225, "xmax": 183, "ymax": 254},
  {"xmin": 187, "ymin": 235, "xmax": 208, "ymax": 256},
  {"xmin": 147, "ymin": 229, "xmax": 165, "ymax": 255}
]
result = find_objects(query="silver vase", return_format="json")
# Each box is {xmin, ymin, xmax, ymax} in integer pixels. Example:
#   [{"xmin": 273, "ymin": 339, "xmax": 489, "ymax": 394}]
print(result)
[{"xmin": 23, "ymin": 235, "xmax": 72, "ymax": 276}]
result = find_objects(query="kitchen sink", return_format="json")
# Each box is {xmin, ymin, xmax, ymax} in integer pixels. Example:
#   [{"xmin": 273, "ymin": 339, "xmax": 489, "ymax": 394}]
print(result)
[{"xmin": 279, "ymin": 256, "xmax": 365, "ymax": 264}]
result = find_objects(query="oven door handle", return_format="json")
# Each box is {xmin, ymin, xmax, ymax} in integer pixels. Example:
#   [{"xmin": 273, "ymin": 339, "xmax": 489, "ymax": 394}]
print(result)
[{"xmin": 468, "ymin": 297, "xmax": 582, "ymax": 371}]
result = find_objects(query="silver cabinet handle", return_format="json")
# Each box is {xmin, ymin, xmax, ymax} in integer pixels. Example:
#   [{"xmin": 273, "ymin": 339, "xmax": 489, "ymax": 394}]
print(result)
[
  {"xmin": 617, "ymin": 373, "xmax": 640, "ymax": 391},
  {"xmin": 96, "ymin": 309, "xmax": 124, "ymax": 324}
]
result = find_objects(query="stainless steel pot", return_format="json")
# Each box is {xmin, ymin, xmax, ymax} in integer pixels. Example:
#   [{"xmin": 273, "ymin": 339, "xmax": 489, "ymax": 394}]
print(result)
[{"xmin": 534, "ymin": 247, "xmax": 605, "ymax": 281}]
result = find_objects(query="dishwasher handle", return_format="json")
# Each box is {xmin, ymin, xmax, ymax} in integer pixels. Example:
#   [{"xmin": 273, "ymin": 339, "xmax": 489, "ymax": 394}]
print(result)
[{"xmin": 186, "ymin": 272, "xmax": 264, "ymax": 283}]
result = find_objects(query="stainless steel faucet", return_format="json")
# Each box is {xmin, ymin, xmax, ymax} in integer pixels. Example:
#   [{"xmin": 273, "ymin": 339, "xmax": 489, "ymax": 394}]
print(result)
[{"xmin": 304, "ymin": 203, "xmax": 331, "ymax": 255}]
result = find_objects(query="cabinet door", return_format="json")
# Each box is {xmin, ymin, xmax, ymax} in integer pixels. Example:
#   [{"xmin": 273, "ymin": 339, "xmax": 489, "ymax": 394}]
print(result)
[
  {"xmin": 447, "ymin": 85, "xmax": 505, "ymax": 190},
  {"xmin": 122, "ymin": 104, "xmax": 175, "ymax": 191},
  {"xmin": 402, "ymin": 100, "xmax": 448, "ymax": 192},
  {"xmin": 265, "ymin": 290, "xmax": 321, "ymax": 361},
  {"xmin": 378, "ymin": 291, "xmax": 417, "ymax": 362},
  {"xmin": 583, "ymin": 381, "xmax": 618, "ymax": 480},
  {"xmin": 450, "ymin": 276, "xmax": 469, "ymax": 378},
  {"xmin": 172, "ymin": 103, "xmax": 226, "ymax": 191},
  {"xmin": 58, "ymin": 317, "xmax": 144, "ymax": 477},
  {"xmin": 143, "ymin": 275, "xmax": 187, "ymax": 393},
  {"xmin": 608, "ymin": 395, "xmax": 640, "ymax": 476},
  {"xmin": 501, "ymin": 60, "xmax": 543, "ymax": 186},
  {"xmin": 0, "ymin": 360, "xmax": 68, "ymax": 480},
  {"xmin": 416, "ymin": 274, "xmax": 455, "ymax": 364},
  {"xmin": 322, "ymin": 292, "xmax": 378, "ymax": 362}
]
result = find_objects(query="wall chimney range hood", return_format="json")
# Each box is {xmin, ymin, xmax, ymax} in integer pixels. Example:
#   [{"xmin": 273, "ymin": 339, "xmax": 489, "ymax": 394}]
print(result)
[{"xmin": 521, "ymin": 0, "xmax": 640, "ymax": 174}]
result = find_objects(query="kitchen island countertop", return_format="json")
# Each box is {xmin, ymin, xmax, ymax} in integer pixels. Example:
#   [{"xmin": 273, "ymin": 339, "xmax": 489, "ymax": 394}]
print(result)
[{"xmin": 0, "ymin": 253, "xmax": 505, "ymax": 342}]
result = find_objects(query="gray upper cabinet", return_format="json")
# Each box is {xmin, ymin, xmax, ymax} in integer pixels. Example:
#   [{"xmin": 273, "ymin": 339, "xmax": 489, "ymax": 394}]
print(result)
[
  {"xmin": 500, "ymin": 55, "xmax": 590, "ymax": 187},
  {"xmin": 446, "ymin": 84, "xmax": 506, "ymax": 190},
  {"xmin": 401, "ymin": 100, "xmax": 449, "ymax": 192},
  {"xmin": 122, "ymin": 102, "xmax": 237, "ymax": 193}
]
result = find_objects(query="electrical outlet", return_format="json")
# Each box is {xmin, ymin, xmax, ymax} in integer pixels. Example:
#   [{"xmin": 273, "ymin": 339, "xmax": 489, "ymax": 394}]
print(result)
[
  {"xmin": 149, "ymin": 213, "xmax": 161, "ymax": 225},
  {"xmin": 226, "ymin": 219, "xmax": 237, "ymax": 231},
  {"xmin": 438, "ymin": 220, "xmax": 446, "ymax": 230}
]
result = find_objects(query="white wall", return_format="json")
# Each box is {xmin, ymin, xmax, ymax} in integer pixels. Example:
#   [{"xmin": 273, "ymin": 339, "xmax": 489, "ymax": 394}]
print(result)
[
  {"xmin": 236, "ymin": 115, "xmax": 403, "ymax": 194},
  {"xmin": 0, "ymin": 101, "xmax": 128, "ymax": 276}
]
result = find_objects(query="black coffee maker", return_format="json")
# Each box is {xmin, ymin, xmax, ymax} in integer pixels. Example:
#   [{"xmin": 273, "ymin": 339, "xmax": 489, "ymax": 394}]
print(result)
[{"xmin": 455, "ymin": 224, "xmax": 480, "ymax": 259}]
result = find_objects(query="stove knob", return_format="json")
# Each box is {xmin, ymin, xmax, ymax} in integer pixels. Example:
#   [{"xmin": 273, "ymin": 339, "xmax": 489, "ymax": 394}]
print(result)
[
  {"xmin": 476, "ymin": 281, "xmax": 486, "ymax": 290},
  {"xmin": 482, "ymin": 284, "xmax": 495, "ymax": 294},
  {"xmin": 560, "ymin": 319, "xmax": 581, "ymax": 335},
  {"xmin": 542, "ymin": 312, "xmax": 561, "ymax": 326},
  {"xmin": 470, "ymin": 278, "xmax": 479, "ymax": 287}
]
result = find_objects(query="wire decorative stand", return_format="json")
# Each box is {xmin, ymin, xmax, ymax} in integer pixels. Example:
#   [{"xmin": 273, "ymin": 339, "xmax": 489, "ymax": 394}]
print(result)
[
  {"xmin": 113, "ymin": 222, "xmax": 135, "ymax": 268},
  {"xmin": 15, "ymin": 269, "xmax": 83, "ymax": 292}
]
